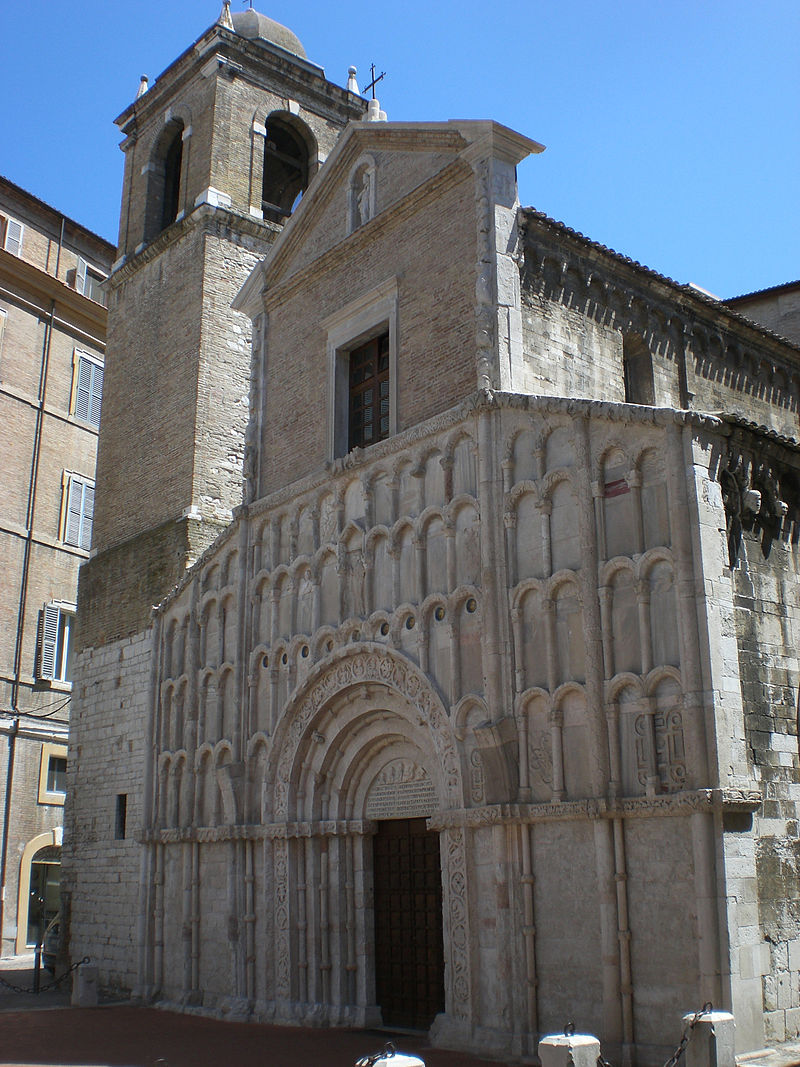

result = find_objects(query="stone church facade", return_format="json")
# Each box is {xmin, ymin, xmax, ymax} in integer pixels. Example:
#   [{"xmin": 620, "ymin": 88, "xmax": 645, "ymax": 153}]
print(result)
[{"xmin": 64, "ymin": 6, "xmax": 800, "ymax": 1064}]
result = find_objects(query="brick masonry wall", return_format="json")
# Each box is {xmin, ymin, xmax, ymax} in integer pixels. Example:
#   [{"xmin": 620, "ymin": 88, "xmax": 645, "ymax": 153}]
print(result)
[
  {"xmin": 94, "ymin": 227, "xmax": 205, "ymax": 553},
  {"xmin": 259, "ymin": 166, "xmax": 477, "ymax": 496},
  {"xmin": 76, "ymin": 515, "xmax": 226, "ymax": 653},
  {"xmin": 62, "ymin": 629, "xmax": 152, "ymax": 991}
]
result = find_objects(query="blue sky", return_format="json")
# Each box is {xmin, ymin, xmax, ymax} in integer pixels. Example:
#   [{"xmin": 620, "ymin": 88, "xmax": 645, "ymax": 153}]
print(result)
[{"xmin": 2, "ymin": 0, "xmax": 797, "ymax": 298}]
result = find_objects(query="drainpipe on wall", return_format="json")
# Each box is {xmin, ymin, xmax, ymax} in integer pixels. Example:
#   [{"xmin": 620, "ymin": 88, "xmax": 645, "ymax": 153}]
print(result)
[
  {"xmin": 0, "ymin": 717, "xmax": 19, "ymax": 948},
  {"xmin": 1, "ymin": 293, "xmax": 57, "ymax": 950}
]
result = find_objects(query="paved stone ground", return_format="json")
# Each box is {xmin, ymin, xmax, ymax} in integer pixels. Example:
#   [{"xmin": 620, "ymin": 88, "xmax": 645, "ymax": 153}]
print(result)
[{"xmin": 3, "ymin": 955, "xmax": 800, "ymax": 1067}]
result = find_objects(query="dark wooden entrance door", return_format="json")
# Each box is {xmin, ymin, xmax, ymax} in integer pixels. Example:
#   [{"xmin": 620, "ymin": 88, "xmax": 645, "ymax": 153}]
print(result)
[{"xmin": 373, "ymin": 818, "xmax": 445, "ymax": 1029}]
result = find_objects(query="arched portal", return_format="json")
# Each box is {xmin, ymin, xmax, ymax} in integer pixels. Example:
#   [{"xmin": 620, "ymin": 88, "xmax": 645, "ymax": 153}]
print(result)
[{"xmin": 264, "ymin": 645, "xmax": 471, "ymax": 1033}]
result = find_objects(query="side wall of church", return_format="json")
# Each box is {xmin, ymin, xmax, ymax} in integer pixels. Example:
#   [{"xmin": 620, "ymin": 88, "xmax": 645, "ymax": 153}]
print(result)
[
  {"xmin": 728, "ymin": 444, "xmax": 800, "ymax": 1044},
  {"xmin": 520, "ymin": 216, "xmax": 800, "ymax": 439},
  {"xmin": 61, "ymin": 629, "xmax": 152, "ymax": 991}
]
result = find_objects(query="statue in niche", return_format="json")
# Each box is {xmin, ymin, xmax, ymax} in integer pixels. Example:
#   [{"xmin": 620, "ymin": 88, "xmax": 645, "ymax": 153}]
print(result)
[
  {"xmin": 357, "ymin": 168, "xmax": 373, "ymax": 224},
  {"xmin": 350, "ymin": 161, "xmax": 376, "ymax": 231}
]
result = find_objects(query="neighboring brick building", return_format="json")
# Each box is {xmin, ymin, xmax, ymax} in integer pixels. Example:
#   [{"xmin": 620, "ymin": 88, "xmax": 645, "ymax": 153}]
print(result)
[
  {"xmin": 64, "ymin": 4, "xmax": 799, "ymax": 1064},
  {"xmin": 0, "ymin": 176, "xmax": 114, "ymax": 955}
]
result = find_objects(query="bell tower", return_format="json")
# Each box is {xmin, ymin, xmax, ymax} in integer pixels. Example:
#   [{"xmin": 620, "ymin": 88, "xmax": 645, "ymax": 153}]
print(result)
[
  {"xmin": 62, "ymin": 8, "xmax": 363, "ymax": 987},
  {"xmin": 78, "ymin": 4, "xmax": 365, "ymax": 649}
]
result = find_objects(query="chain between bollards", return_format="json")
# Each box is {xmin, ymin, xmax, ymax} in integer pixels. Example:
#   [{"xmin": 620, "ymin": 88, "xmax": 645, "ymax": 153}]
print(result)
[
  {"xmin": 0, "ymin": 954, "xmax": 91, "ymax": 996},
  {"xmin": 596, "ymin": 1003, "xmax": 713, "ymax": 1067}
]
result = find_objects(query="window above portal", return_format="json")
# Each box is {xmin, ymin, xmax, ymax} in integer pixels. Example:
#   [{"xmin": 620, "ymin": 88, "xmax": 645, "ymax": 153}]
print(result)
[
  {"xmin": 323, "ymin": 278, "xmax": 399, "ymax": 461},
  {"xmin": 349, "ymin": 332, "xmax": 390, "ymax": 451}
]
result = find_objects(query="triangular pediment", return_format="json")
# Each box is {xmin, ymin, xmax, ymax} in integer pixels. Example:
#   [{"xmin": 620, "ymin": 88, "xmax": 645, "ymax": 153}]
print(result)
[{"xmin": 238, "ymin": 120, "xmax": 543, "ymax": 304}]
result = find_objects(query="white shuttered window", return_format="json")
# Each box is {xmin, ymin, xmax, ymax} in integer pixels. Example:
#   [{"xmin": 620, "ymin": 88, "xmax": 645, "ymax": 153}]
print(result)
[
  {"xmin": 73, "ymin": 352, "xmax": 103, "ymax": 429},
  {"xmin": 61, "ymin": 472, "xmax": 95, "ymax": 550},
  {"xmin": 38, "ymin": 602, "xmax": 74, "ymax": 683},
  {"xmin": 2, "ymin": 217, "xmax": 23, "ymax": 256}
]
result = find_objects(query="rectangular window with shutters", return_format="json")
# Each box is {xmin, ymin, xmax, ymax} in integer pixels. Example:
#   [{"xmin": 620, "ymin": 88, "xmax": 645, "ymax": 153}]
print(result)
[
  {"xmin": 2, "ymin": 216, "xmax": 23, "ymax": 256},
  {"xmin": 60, "ymin": 472, "xmax": 94, "ymax": 550},
  {"xmin": 74, "ymin": 258, "xmax": 107, "ymax": 306},
  {"xmin": 70, "ymin": 350, "xmax": 103, "ymax": 429},
  {"xmin": 37, "ymin": 603, "xmax": 74, "ymax": 685}
]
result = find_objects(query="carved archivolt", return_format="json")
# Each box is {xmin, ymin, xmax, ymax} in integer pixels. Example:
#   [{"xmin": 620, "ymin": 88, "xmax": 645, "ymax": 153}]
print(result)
[{"xmin": 268, "ymin": 645, "xmax": 462, "ymax": 819}]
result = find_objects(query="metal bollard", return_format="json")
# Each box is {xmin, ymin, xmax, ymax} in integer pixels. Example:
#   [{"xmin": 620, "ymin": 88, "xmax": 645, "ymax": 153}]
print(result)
[
  {"xmin": 355, "ymin": 1042, "xmax": 425, "ymax": 1067},
  {"xmin": 33, "ymin": 942, "xmax": 42, "ymax": 994}
]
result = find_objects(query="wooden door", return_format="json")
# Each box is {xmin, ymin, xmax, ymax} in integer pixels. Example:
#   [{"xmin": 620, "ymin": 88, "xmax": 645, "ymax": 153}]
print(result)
[{"xmin": 373, "ymin": 818, "xmax": 445, "ymax": 1029}]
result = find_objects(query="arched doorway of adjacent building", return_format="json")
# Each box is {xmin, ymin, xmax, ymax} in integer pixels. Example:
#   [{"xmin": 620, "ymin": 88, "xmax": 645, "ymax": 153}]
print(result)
[{"xmin": 16, "ymin": 829, "xmax": 62, "ymax": 953}]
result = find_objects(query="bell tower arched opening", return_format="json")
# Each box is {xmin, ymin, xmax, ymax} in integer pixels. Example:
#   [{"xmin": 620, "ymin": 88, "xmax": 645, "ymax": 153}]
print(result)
[
  {"xmin": 144, "ymin": 119, "xmax": 184, "ymax": 242},
  {"xmin": 261, "ymin": 112, "xmax": 314, "ymax": 222}
]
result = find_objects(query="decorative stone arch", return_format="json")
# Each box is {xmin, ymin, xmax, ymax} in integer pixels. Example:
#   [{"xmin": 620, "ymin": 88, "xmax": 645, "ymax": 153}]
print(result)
[
  {"xmin": 268, "ymin": 644, "xmax": 463, "ymax": 821},
  {"xmin": 264, "ymin": 644, "xmax": 473, "ymax": 1033}
]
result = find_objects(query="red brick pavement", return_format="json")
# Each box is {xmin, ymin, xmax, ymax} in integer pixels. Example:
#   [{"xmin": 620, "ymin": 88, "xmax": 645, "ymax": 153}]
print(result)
[{"xmin": 0, "ymin": 1005, "xmax": 517, "ymax": 1067}]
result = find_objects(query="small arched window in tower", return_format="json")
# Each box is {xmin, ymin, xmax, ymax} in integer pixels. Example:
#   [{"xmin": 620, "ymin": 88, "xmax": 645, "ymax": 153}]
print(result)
[
  {"xmin": 144, "ymin": 119, "xmax": 184, "ymax": 242},
  {"xmin": 161, "ymin": 127, "xmax": 183, "ymax": 231},
  {"xmin": 262, "ymin": 114, "xmax": 311, "ymax": 222},
  {"xmin": 622, "ymin": 334, "xmax": 655, "ymax": 405}
]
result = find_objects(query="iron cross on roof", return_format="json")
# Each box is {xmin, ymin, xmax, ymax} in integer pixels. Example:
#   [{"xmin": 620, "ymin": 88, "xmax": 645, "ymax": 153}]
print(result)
[{"xmin": 363, "ymin": 63, "xmax": 386, "ymax": 99}]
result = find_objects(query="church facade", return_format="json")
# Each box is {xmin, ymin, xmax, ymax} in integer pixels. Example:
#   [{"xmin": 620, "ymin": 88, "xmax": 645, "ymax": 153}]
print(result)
[{"xmin": 63, "ymin": 6, "xmax": 800, "ymax": 1064}]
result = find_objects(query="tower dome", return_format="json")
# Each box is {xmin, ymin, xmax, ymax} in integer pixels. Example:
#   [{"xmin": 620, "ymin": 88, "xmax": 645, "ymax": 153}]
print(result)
[{"xmin": 231, "ymin": 9, "xmax": 307, "ymax": 58}]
